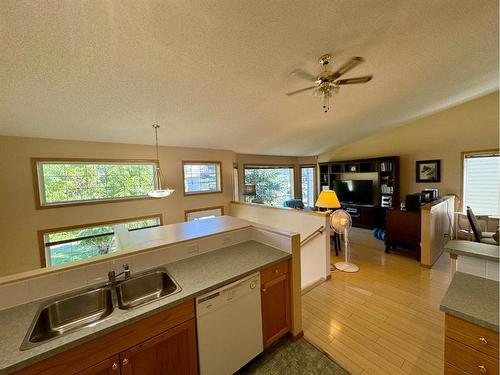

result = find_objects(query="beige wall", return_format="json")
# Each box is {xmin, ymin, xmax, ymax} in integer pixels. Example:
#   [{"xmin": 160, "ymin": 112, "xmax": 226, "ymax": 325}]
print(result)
[
  {"xmin": 0, "ymin": 136, "xmax": 235, "ymax": 276},
  {"xmin": 236, "ymin": 154, "xmax": 317, "ymax": 202},
  {"xmin": 319, "ymin": 92, "xmax": 499, "ymax": 202}
]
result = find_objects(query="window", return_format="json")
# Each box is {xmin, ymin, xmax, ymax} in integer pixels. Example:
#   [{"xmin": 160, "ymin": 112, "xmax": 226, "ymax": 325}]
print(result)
[
  {"xmin": 33, "ymin": 159, "xmax": 158, "ymax": 208},
  {"xmin": 183, "ymin": 161, "xmax": 222, "ymax": 195},
  {"xmin": 463, "ymin": 151, "xmax": 500, "ymax": 215},
  {"xmin": 185, "ymin": 206, "xmax": 224, "ymax": 221},
  {"xmin": 40, "ymin": 215, "xmax": 162, "ymax": 267},
  {"xmin": 243, "ymin": 165, "xmax": 294, "ymax": 207},
  {"xmin": 300, "ymin": 166, "xmax": 316, "ymax": 207}
]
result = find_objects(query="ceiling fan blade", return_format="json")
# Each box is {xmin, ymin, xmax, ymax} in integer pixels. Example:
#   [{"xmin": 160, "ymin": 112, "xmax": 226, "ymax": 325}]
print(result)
[
  {"xmin": 331, "ymin": 57, "xmax": 364, "ymax": 79},
  {"xmin": 290, "ymin": 69, "xmax": 317, "ymax": 82},
  {"xmin": 286, "ymin": 86, "xmax": 317, "ymax": 96},
  {"xmin": 335, "ymin": 75, "xmax": 373, "ymax": 85}
]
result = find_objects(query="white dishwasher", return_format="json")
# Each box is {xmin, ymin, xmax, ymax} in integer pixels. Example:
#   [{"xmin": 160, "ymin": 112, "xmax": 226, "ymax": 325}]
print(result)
[{"xmin": 196, "ymin": 273, "xmax": 263, "ymax": 375}]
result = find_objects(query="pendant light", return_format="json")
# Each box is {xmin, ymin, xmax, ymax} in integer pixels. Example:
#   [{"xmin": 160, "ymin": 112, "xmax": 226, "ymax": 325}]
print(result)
[{"xmin": 148, "ymin": 124, "xmax": 174, "ymax": 198}]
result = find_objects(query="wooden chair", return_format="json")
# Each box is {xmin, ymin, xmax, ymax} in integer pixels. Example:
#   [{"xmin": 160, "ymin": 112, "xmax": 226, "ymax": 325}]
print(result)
[{"xmin": 330, "ymin": 230, "xmax": 341, "ymax": 256}]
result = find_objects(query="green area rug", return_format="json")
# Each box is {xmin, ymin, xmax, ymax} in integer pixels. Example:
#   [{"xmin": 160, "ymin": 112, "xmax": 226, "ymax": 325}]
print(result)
[{"xmin": 237, "ymin": 338, "xmax": 348, "ymax": 375}]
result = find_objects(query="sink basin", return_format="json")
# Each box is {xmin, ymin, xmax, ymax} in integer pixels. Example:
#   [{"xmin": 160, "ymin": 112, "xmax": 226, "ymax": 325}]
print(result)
[
  {"xmin": 116, "ymin": 269, "xmax": 180, "ymax": 310},
  {"xmin": 21, "ymin": 286, "xmax": 113, "ymax": 350}
]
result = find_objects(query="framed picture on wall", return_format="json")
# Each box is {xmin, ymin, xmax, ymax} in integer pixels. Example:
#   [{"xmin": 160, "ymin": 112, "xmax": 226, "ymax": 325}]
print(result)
[{"xmin": 416, "ymin": 159, "xmax": 440, "ymax": 182}]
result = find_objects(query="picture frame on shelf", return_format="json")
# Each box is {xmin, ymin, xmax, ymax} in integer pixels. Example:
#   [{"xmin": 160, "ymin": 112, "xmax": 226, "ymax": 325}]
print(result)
[{"xmin": 416, "ymin": 159, "xmax": 440, "ymax": 182}]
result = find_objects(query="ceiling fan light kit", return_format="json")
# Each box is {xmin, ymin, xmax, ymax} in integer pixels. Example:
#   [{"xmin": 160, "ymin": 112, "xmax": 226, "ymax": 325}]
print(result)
[{"xmin": 287, "ymin": 53, "xmax": 373, "ymax": 113}]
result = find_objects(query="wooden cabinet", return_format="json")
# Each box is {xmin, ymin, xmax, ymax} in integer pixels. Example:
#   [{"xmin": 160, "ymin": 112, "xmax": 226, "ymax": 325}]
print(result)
[
  {"xmin": 342, "ymin": 204, "xmax": 379, "ymax": 229},
  {"xmin": 15, "ymin": 300, "xmax": 196, "ymax": 375},
  {"xmin": 319, "ymin": 156, "xmax": 400, "ymax": 229},
  {"xmin": 120, "ymin": 319, "xmax": 197, "ymax": 375},
  {"xmin": 385, "ymin": 208, "xmax": 421, "ymax": 260},
  {"xmin": 444, "ymin": 314, "xmax": 499, "ymax": 375},
  {"xmin": 260, "ymin": 260, "xmax": 290, "ymax": 348},
  {"xmin": 76, "ymin": 356, "xmax": 120, "ymax": 375}
]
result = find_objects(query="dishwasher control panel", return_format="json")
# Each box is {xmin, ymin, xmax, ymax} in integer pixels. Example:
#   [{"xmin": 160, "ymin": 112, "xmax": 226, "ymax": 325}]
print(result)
[{"xmin": 196, "ymin": 273, "xmax": 260, "ymax": 317}]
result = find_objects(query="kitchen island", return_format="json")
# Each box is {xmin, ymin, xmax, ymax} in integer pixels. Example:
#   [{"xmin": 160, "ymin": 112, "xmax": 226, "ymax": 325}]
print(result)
[
  {"xmin": 0, "ymin": 216, "xmax": 301, "ymax": 374},
  {"xmin": 440, "ymin": 272, "xmax": 499, "ymax": 374}
]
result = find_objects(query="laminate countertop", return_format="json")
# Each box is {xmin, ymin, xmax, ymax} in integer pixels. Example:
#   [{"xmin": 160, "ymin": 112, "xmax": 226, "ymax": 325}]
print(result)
[
  {"xmin": 444, "ymin": 240, "xmax": 499, "ymax": 262},
  {"xmin": 0, "ymin": 240, "xmax": 290, "ymax": 374},
  {"xmin": 440, "ymin": 272, "xmax": 499, "ymax": 332}
]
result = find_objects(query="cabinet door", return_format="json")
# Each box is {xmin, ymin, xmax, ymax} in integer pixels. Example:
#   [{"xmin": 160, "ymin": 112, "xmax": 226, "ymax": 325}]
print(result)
[
  {"xmin": 75, "ymin": 355, "xmax": 120, "ymax": 375},
  {"xmin": 120, "ymin": 319, "xmax": 197, "ymax": 375},
  {"xmin": 261, "ymin": 273, "xmax": 290, "ymax": 348}
]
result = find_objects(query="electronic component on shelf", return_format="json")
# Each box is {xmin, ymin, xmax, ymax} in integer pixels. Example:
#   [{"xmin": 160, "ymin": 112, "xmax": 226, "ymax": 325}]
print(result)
[{"xmin": 381, "ymin": 195, "xmax": 392, "ymax": 207}]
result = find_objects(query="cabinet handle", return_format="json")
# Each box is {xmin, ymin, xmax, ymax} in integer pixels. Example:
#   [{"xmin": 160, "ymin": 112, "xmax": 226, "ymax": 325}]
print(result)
[
  {"xmin": 478, "ymin": 365, "xmax": 487, "ymax": 373},
  {"xmin": 273, "ymin": 269, "xmax": 279, "ymax": 274},
  {"xmin": 479, "ymin": 337, "xmax": 488, "ymax": 345},
  {"xmin": 262, "ymin": 288, "xmax": 267, "ymax": 293},
  {"xmin": 122, "ymin": 358, "xmax": 129, "ymax": 366},
  {"xmin": 111, "ymin": 362, "xmax": 118, "ymax": 371}
]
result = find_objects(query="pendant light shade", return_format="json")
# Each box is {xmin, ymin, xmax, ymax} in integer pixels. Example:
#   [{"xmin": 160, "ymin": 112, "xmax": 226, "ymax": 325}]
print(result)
[{"xmin": 148, "ymin": 124, "xmax": 174, "ymax": 198}]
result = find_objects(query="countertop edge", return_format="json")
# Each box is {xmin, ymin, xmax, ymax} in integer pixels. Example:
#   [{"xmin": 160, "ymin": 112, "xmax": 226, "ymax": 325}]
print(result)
[
  {"xmin": 444, "ymin": 246, "xmax": 500, "ymax": 263},
  {"xmin": 439, "ymin": 305, "xmax": 499, "ymax": 332}
]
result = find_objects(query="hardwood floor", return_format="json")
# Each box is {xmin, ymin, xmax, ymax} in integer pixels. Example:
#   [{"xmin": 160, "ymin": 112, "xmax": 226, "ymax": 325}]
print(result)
[{"xmin": 302, "ymin": 228, "xmax": 452, "ymax": 375}]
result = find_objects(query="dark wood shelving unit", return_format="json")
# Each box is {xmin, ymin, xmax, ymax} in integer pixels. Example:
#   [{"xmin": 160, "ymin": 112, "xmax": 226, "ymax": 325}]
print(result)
[{"xmin": 319, "ymin": 156, "xmax": 400, "ymax": 229}]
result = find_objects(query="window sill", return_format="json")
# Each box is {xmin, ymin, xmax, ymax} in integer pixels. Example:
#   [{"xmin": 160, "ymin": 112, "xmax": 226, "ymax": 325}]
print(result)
[
  {"xmin": 36, "ymin": 196, "xmax": 156, "ymax": 210},
  {"xmin": 183, "ymin": 190, "xmax": 223, "ymax": 197}
]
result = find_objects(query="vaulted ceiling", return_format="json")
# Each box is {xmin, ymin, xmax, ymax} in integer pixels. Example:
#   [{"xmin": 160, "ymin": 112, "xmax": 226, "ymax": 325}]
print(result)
[{"xmin": 0, "ymin": 0, "xmax": 498, "ymax": 156}]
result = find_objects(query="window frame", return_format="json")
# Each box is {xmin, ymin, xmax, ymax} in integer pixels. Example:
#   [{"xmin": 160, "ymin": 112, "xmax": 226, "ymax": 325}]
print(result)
[
  {"xmin": 300, "ymin": 164, "xmax": 317, "ymax": 207},
  {"xmin": 182, "ymin": 160, "xmax": 223, "ymax": 196},
  {"xmin": 460, "ymin": 148, "xmax": 500, "ymax": 213},
  {"xmin": 31, "ymin": 157, "xmax": 160, "ymax": 209},
  {"xmin": 184, "ymin": 205, "xmax": 225, "ymax": 222},
  {"xmin": 37, "ymin": 214, "xmax": 164, "ymax": 267},
  {"xmin": 242, "ymin": 164, "xmax": 296, "ymax": 206}
]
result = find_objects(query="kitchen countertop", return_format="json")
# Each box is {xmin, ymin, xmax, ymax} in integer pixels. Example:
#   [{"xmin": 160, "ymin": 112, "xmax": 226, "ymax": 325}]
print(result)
[
  {"xmin": 0, "ymin": 240, "xmax": 290, "ymax": 374},
  {"xmin": 440, "ymin": 272, "xmax": 499, "ymax": 332},
  {"xmin": 444, "ymin": 240, "xmax": 499, "ymax": 262}
]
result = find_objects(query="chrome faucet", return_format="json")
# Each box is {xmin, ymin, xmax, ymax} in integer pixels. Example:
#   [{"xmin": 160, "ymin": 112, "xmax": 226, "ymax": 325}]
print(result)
[{"xmin": 108, "ymin": 264, "xmax": 131, "ymax": 284}]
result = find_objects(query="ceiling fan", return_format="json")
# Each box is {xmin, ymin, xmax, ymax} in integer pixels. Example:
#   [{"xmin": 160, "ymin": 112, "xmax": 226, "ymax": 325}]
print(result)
[{"xmin": 286, "ymin": 54, "xmax": 373, "ymax": 112}]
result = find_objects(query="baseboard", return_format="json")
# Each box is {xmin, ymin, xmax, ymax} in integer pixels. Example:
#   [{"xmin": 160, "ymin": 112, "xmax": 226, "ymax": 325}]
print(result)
[
  {"xmin": 301, "ymin": 277, "xmax": 326, "ymax": 295},
  {"xmin": 290, "ymin": 330, "xmax": 304, "ymax": 342}
]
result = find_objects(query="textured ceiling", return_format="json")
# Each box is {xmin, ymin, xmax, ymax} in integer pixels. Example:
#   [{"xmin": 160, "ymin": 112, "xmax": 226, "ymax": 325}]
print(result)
[{"xmin": 0, "ymin": 0, "xmax": 498, "ymax": 156}]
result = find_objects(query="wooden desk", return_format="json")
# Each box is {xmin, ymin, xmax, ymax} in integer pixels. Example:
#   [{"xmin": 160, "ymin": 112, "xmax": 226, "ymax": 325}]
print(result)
[{"xmin": 385, "ymin": 208, "xmax": 421, "ymax": 260}]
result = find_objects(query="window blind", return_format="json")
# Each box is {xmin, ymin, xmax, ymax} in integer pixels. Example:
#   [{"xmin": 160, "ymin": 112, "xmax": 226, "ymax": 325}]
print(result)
[{"xmin": 463, "ymin": 154, "xmax": 499, "ymax": 215}]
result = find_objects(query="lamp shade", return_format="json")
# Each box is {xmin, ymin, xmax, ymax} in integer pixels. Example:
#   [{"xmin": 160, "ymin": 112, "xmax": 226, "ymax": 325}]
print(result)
[
  {"xmin": 148, "ymin": 188, "xmax": 174, "ymax": 198},
  {"xmin": 315, "ymin": 190, "xmax": 341, "ymax": 209},
  {"xmin": 243, "ymin": 184, "xmax": 257, "ymax": 196}
]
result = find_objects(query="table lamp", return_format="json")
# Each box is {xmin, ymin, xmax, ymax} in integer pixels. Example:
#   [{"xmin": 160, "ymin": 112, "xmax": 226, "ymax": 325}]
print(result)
[{"xmin": 315, "ymin": 190, "xmax": 341, "ymax": 211}]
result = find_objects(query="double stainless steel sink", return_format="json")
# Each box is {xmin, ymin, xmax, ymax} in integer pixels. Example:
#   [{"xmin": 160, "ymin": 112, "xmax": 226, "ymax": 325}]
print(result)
[{"xmin": 20, "ymin": 267, "xmax": 180, "ymax": 350}]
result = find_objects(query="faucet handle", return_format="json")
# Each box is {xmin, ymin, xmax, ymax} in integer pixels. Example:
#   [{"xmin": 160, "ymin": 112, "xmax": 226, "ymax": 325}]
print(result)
[
  {"xmin": 122, "ymin": 263, "xmax": 131, "ymax": 279},
  {"xmin": 108, "ymin": 270, "xmax": 116, "ymax": 283}
]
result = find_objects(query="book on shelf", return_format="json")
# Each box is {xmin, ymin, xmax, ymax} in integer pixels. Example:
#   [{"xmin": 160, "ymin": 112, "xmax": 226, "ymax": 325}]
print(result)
[{"xmin": 381, "ymin": 184, "xmax": 394, "ymax": 194}]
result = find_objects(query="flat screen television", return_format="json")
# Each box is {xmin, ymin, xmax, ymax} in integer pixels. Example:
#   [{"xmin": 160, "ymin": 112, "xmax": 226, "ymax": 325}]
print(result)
[{"xmin": 331, "ymin": 180, "xmax": 373, "ymax": 205}]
